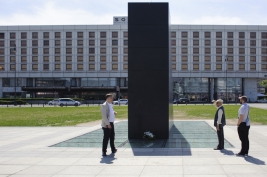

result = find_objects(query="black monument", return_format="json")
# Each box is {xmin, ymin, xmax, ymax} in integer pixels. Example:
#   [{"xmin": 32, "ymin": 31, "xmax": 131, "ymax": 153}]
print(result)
[{"xmin": 128, "ymin": 2, "xmax": 173, "ymax": 139}]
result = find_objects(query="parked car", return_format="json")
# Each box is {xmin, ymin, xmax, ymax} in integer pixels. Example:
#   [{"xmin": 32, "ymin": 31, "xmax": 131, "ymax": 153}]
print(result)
[
  {"xmin": 173, "ymin": 98, "xmax": 189, "ymax": 104},
  {"xmin": 258, "ymin": 99, "xmax": 267, "ymax": 103},
  {"xmin": 48, "ymin": 99, "xmax": 59, "ymax": 105},
  {"xmin": 58, "ymin": 98, "xmax": 81, "ymax": 106},
  {"xmin": 113, "ymin": 99, "xmax": 128, "ymax": 105}
]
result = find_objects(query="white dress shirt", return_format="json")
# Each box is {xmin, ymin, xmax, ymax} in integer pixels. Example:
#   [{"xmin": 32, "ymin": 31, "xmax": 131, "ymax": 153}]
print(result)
[
  {"xmin": 214, "ymin": 102, "xmax": 223, "ymax": 124},
  {"xmin": 108, "ymin": 103, "xmax": 115, "ymax": 122},
  {"xmin": 238, "ymin": 103, "xmax": 250, "ymax": 126}
]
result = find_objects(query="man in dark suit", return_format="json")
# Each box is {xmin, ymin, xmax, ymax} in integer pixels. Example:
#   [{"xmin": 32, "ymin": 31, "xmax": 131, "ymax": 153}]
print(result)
[{"xmin": 212, "ymin": 99, "xmax": 226, "ymax": 150}]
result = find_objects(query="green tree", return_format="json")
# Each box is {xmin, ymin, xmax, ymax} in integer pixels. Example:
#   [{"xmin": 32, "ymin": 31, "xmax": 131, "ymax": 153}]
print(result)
[{"xmin": 259, "ymin": 80, "xmax": 267, "ymax": 94}]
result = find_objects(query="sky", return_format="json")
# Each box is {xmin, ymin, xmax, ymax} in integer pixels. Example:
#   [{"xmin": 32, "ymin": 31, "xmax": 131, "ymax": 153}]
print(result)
[{"xmin": 0, "ymin": 0, "xmax": 266, "ymax": 26}]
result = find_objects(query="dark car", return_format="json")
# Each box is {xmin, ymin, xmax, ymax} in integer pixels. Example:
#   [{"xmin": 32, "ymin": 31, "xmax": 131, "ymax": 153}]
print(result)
[{"xmin": 174, "ymin": 98, "xmax": 189, "ymax": 104}]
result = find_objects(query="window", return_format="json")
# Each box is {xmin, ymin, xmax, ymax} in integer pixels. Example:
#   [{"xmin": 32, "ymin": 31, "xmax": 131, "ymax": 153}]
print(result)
[
  {"xmin": 216, "ymin": 48, "xmax": 222, "ymax": 54},
  {"xmin": 32, "ymin": 48, "xmax": 38, "ymax": 54},
  {"xmin": 21, "ymin": 32, "xmax": 27, "ymax": 39},
  {"xmin": 262, "ymin": 40, "xmax": 267, "ymax": 46},
  {"xmin": 100, "ymin": 64, "xmax": 106, "ymax": 70},
  {"xmin": 250, "ymin": 56, "xmax": 256, "ymax": 62},
  {"xmin": 0, "ymin": 33, "xmax": 4, "ymax": 39},
  {"xmin": 66, "ymin": 32, "xmax": 72, "ymax": 38},
  {"xmin": 89, "ymin": 48, "xmax": 95, "ymax": 54},
  {"xmin": 77, "ymin": 64, "xmax": 83, "ymax": 70},
  {"xmin": 182, "ymin": 40, "xmax": 187, "ymax": 46},
  {"xmin": 239, "ymin": 40, "xmax": 245, "ymax": 46},
  {"xmin": 55, "ymin": 56, "xmax": 60, "ymax": 62},
  {"xmin": 216, "ymin": 40, "xmax": 222, "ymax": 46},
  {"xmin": 193, "ymin": 40, "xmax": 199, "ymax": 46},
  {"xmin": 112, "ymin": 32, "xmax": 118, "ymax": 38},
  {"xmin": 262, "ymin": 64, "xmax": 267, "ymax": 70},
  {"xmin": 182, "ymin": 48, "xmax": 187, "ymax": 54},
  {"xmin": 250, "ymin": 48, "xmax": 256, "ymax": 54},
  {"xmin": 100, "ymin": 32, "xmax": 106, "ymax": 38},
  {"xmin": 21, "ymin": 48, "xmax": 27, "ymax": 54},
  {"xmin": 55, "ymin": 64, "xmax": 60, "ymax": 70},
  {"xmin": 21, "ymin": 64, "xmax": 27, "ymax": 71},
  {"xmin": 0, "ymin": 64, "xmax": 4, "ymax": 70},
  {"xmin": 89, "ymin": 64, "xmax": 95, "ymax": 70},
  {"xmin": 239, "ymin": 32, "xmax": 245, "ymax": 38},
  {"xmin": 100, "ymin": 48, "xmax": 106, "ymax": 54},
  {"xmin": 193, "ymin": 48, "xmax": 199, "ymax": 54},
  {"xmin": 216, "ymin": 32, "xmax": 222, "ymax": 38},
  {"xmin": 43, "ymin": 56, "xmax": 49, "ymax": 62},
  {"xmin": 205, "ymin": 32, "xmax": 210, "ymax": 38},
  {"xmin": 250, "ymin": 64, "xmax": 256, "ymax": 70},
  {"xmin": 77, "ymin": 32, "xmax": 83, "ymax": 38},
  {"xmin": 181, "ymin": 64, "xmax": 187, "ymax": 70},
  {"xmin": 124, "ymin": 40, "xmax": 128, "ymax": 46},
  {"xmin": 77, "ymin": 56, "xmax": 83, "ymax": 62},
  {"xmin": 123, "ymin": 64, "xmax": 128, "ymax": 70},
  {"xmin": 32, "ymin": 32, "xmax": 38, "ymax": 39},
  {"xmin": 262, "ymin": 32, "xmax": 267, "ymax": 39},
  {"xmin": 205, "ymin": 56, "xmax": 210, "ymax": 62},
  {"xmin": 112, "ymin": 48, "xmax": 118, "ymax": 54},
  {"xmin": 100, "ymin": 56, "xmax": 106, "ymax": 62},
  {"xmin": 89, "ymin": 56, "xmax": 95, "ymax": 62},
  {"xmin": 77, "ymin": 40, "xmax": 83, "ymax": 46},
  {"xmin": 66, "ymin": 48, "xmax": 72, "ymax": 54},
  {"xmin": 55, "ymin": 32, "xmax": 60, "ymax": 38},
  {"xmin": 239, "ymin": 48, "xmax": 245, "ymax": 54},
  {"xmin": 216, "ymin": 56, "xmax": 222, "ymax": 62},
  {"xmin": 89, "ymin": 40, "xmax": 95, "ymax": 46},
  {"xmin": 250, "ymin": 32, "xmax": 256, "ymax": 38},
  {"xmin": 100, "ymin": 40, "xmax": 106, "ymax": 46},
  {"xmin": 0, "ymin": 56, "xmax": 4, "ymax": 62},
  {"xmin": 227, "ymin": 32, "xmax": 233, "ymax": 38},
  {"xmin": 32, "ymin": 56, "xmax": 38, "ymax": 62},
  {"xmin": 112, "ymin": 56, "xmax": 118, "ymax": 62},
  {"xmin": 205, "ymin": 64, "xmax": 211, "ymax": 70},
  {"xmin": 227, "ymin": 64, "xmax": 233, "ymax": 70},
  {"xmin": 89, "ymin": 32, "xmax": 95, "ymax": 38},
  {"xmin": 228, "ymin": 48, "xmax": 233, "ymax": 54},
  {"xmin": 32, "ymin": 40, "xmax": 38, "ymax": 46},
  {"xmin": 250, "ymin": 40, "xmax": 256, "ymax": 46},
  {"xmin": 112, "ymin": 64, "xmax": 118, "ymax": 70},
  {"xmin": 171, "ymin": 40, "xmax": 176, "ymax": 46},
  {"xmin": 171, "ymin": 32, "xmax": 176, "ymax": 38},
  {"xmin": 228, "ymin": 40, "xmax": 233, "ymax": 46},
  {"xmin": 43, "ymin": 40, "xmax": 49, "ymax": 46},
  {"xmin": 193, "ymin": 32, "xmax": 199, "ymax": 38},
  {"xmin": 193, "ymin": 56, "xmax": 199, "ymax": 62},
  {"xmin": 10, "ymin": 33, "xmax": 16, "ymax": 39},
  {"xmin": 239, "ymin": 64, "xmax": 245, "ymax": 70},
  {"xmin": 262, "ymin": 56, "xmax": 267, "ymax": 62},
  {"xmin": 43, "ymin": 64, "xmax": 49, "ymax": 70},
  {"xmin": 10, "ymin": 64, "xmax": 15, "ymax": 70},
  {"xmin": 124, "ymin": 31, "xmax": 128, "ymax": 38},
  {"xmin": 172, "ymin": 64, "xmax": 176, "ymax": 70},
  {"xmin": 66, "ymin": 64, "xmax": 72, "ymax": 70},
  {"xmin": 43, "ymin": 32, "xmax": 49, "ymax": 38},
  {"xmin": 21, "ymin": 56, "xmax": 27, "ymax": 62},
  {"xmin": 66, "ymin": 56, "xmax": 72, "ymax": 62},
  {"xmin": 112, "ymin": 40, "xmax": 118, "ymax": 46},
  {"xmin": 205, "ymin": 40, "xmax": 210, "ymax": 46},
  {"xmin": 43, "ymin": 48, "xmax": 49, "ymax": 54},
  {"xmin": 77, "ymin": 48, "xmax": 83, "ymax": 54},
  {"xmin": 171, "ymin": 48, "xmax": 176, "ymax": 54},
  {"xmin": 66, "ymin": 40, "xmax": 72, "ymax": 46},
  {"xmin": 172, "ymin": 56, "xmax": 176, "ymax": 62},
  {"xmin": 239, "ymin": 56, "xmax": 245, "ymax": 62},
  {"xmin": 181, "ymin": 56, "xmax": 187, "ymax": 62},
  {"xmin": 0, "ymin": 40, "xmax": 4, "ymax": 47},
  {"xmin": 55, "ymin": 40, "xmax": 60, "ymax": 46},
  {"xmin": 55, "ymin": 48, "xmax": 60, "ymax": 54},
  {"xmin": 181, "ymin": 32, "xmax": 187, "ymax": 38},
  {"xmin": 10, "ymin": 56, "xmax": 15, "ymax": 62},
  {"xmin": 32, "ymin": 64, "xmax": 38, "ymax": 71},
  {"xmin": 21, "ymin": 40, "xmax": 27, "ymax": 46},
  {"xmin": 262, "ymin": 48, "xmax": 267, "ymax": 54},
  {"xmin": 216, "ymin": 64, "xmax": 222, "ymax": 70},
  {"xmin": 193, "ymin": 64, "xmax": 199, "ymax": 70},
  {"xmin": 123, "ymin": 56, "xmax": 128, "ymax": 62}
]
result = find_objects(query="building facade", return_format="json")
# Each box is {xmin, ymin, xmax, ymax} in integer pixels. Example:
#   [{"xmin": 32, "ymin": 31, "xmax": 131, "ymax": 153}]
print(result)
[{"xmin": 0, "ymin": 17, "xmax": 266, "ymax": 102}]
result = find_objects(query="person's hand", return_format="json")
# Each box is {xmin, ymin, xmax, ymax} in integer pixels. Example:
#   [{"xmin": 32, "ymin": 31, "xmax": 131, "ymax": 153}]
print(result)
[
  {"xmin": 108, "ymin": 124, "xmax": 112, "ymax": 129},
  {"xmin": 114, "ymin": 111, "xmax": 117, "ymax": 115},
  {"xmin": 216, "ymin": 125, "xmax": 220, "ymax": 131},
  {"xmin": 212, "ymin": 100, "xmax": 216, "ymax": 103}
]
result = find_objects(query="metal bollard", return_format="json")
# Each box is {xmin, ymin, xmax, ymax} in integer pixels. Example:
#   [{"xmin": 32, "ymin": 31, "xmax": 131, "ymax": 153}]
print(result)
[
  {"xmin": 43, "ymin": 103, "xmax": 44, "ymax": 107},
  {"xmin": 31, "ymin": 103, "xmax": 32, "ymax": 107},
  {"xmin": 7, "ymin": 103, "xmax": 8, "ymax": 107}
]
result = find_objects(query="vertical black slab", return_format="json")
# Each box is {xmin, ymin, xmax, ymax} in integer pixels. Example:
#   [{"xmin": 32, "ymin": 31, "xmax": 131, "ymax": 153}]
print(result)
[{"xmin": 128, "ymin": 2, "xmax": 173, "ymax": 139}]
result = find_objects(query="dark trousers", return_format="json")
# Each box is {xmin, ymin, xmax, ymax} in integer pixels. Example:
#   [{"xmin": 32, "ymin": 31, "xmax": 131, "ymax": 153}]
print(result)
[
  {"xmin": 216, "ymin": 125, "xmax": 224, "ymax": 149},
  {"xmin": 238, "ymin": 125, "xmax": 250, "ymax": 154},
  {"xmin": 102, "ymin": 122, "xmax": 115, "ymax": 152}
]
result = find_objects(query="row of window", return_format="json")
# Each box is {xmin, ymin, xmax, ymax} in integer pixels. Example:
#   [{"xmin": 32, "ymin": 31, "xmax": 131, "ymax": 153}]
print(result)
[
  {"xmin": 0, "ymin": 32, "xmax": 128, "ymax": 39},
  {"xmin": 171, "ymin": 40, "xmax": 267, "ymax": 46},
  {"xmin": 171, "ymin": 48, "xmax": 267, "ymax": 54}
]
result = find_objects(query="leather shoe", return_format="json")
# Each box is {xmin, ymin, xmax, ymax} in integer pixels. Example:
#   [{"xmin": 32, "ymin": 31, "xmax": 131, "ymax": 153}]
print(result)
[
  {"xmin": 236, "ymin": 152, "xmax": 245, "ymax": 156},
  {"xmin": 112, "ymin": 149, "xmax": 117, "ymax": 153},
  {"xmin": 213, "ymin": 148, "xmax": 223, "ymax": 150},
  {"xmin": 102, "ymin": 152, "xmax": 107, "ymax": 156}
]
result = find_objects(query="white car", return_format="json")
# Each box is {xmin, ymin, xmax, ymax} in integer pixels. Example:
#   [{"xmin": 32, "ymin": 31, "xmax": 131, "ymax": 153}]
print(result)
[
  {"xmin": 258, "ymin": 99, "xmax": 267, "ymax": 103},
  {"xmin": 113, "ymin": 99, "xmax": 128, "ymax": 105},
  {"xmin": 58, "ymin": 98, "xmax": 81, "ymax": 106},
  {"xmin": 48, "ymin": 99, "xmax": 59, "ymax": 105}
]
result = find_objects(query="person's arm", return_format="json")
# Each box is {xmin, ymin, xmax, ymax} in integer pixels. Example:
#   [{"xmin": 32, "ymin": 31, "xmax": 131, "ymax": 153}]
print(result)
[
  {"xmin": 101, "ymin": 104, "xmax": 110, "ymax": 127},
  {"xmin": 212, "ymin": 100, "xmax": 217, "ymax": 108},
  {"xmin": 237, "ymin": 106, "xmax": 245, "ymax": 126},
  {"xmin": 217, "ymin": 109, "xmax": 223, "ymax": 130}
]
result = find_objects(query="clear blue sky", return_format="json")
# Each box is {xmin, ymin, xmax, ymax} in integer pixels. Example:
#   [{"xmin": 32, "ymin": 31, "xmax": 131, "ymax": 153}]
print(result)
[{"xmin": 0, "ymin": 0, "xmax": 266, "ymax": 25}]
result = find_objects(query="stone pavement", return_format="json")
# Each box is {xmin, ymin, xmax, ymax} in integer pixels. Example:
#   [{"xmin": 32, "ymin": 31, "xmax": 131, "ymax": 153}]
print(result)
[{"xmin": 0, "ymin": 120, "xmax": 267, "ymax": 176}]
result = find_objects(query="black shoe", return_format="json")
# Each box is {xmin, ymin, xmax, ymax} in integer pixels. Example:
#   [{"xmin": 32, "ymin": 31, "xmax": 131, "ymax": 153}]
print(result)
[
  {"xmin": 213, "ymin": 148, "xmax": 223, "ymax": 150},
  {"xmin": 112, "ymin": 149, "xmax": 117, "ymax": 153},
  {"xmin": 102, "ymin": 152, "xmax": 107, "ymax": 156},
  {"xmin": 236, "ymin": 152, "xmax": 245, "ymax": 156}
]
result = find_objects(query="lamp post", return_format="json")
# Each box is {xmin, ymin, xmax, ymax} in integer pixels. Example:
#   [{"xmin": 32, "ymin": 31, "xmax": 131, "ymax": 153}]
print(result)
[
  {"xmin": 225, "ymin": 56, "xmax": 228, "ymax": 103},
  {"xmin": 13, "ymin": 43, "xmax": 17, "ymax": 106}
]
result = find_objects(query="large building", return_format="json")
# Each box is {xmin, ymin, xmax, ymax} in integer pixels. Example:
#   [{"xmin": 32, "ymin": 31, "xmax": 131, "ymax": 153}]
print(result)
[{"xmin": 0, "ymin": 17, "xmax": 266, "ymax": 102}]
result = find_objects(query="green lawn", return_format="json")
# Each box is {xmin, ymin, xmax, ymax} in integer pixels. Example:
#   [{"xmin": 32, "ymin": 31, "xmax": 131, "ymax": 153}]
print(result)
[{"xmin": 0, "ymin": 105, "xmax": 266, "ymax": 126}]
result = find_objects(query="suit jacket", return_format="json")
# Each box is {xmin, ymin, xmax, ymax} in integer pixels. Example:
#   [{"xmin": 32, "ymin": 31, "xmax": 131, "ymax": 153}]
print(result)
[{"xmin": 101, "ymin": 101, "xmax": 110, "ymax": 128}]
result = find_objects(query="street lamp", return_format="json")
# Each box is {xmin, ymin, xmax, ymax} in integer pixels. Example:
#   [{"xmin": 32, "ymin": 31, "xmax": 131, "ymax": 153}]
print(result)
[
  {"xmin": 225, "ymin": 56, "xmax": 228, "ymax": 103},
  {"xmin": 13, "ymin": 43, "xmax": 17, "ymax": 106}
]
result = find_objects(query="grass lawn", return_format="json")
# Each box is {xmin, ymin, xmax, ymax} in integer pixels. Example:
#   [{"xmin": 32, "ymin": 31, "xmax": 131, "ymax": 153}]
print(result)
[{"xmin": 0, "ymin": 105, "xmax": 266, "ymax": 126}]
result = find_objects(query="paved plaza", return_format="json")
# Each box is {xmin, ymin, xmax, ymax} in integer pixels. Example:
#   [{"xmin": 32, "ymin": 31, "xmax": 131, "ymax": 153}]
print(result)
[{"xmin": 0, "ymin": 120, "xmax": 267, "ymax": 176}]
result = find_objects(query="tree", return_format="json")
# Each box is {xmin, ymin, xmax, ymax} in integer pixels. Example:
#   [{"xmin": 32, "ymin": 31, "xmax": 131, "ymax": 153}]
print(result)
[{"xmin": 259, "ymin": 80, "xmax": 267, "ymax": 94}]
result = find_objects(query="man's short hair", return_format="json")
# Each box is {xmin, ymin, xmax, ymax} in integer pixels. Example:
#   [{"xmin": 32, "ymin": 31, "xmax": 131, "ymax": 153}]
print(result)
[
  {"xmin": 239, "ymin": 96, "xmax": 247, "ymax": 102},
  {"xmin": 105, "ymin": 93, "xmax": 113, "ymax": 99},
  {"xmin": 216, "ymin": 99, "xmax": 223, "ymax": 103}
]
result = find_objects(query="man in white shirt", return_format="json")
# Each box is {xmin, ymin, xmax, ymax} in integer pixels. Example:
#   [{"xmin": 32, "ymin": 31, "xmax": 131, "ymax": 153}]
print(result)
[
  {"xmin": 236, "ymin": 96, "xmax": 250, "ymax": 156},
  {"xmin": 101, "ymin": 93, "xmax": 117, "ymax": 156},
  {"xmin": 212, "ymin": 99, "xmax": 226, "ymax": 150}
]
